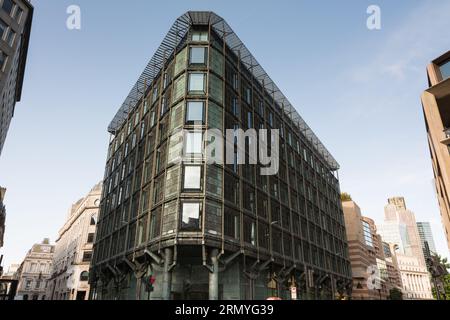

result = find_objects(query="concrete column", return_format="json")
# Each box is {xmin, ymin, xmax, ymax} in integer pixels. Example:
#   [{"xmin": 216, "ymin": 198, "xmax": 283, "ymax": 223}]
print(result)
[
  {"xmin": 304, "ymin": 266, "xmax": 310, "ymax": 300},
  {"xmin": 209, "ymin": 249, "xmax": 220, "ymax": 300},
  {"xmin": 331, "ymin": 275, "xmax": 336, "ymax": 300},
  {"xmin": 136, "ymin": 275, "xmax": 142, "ymax": 300},
  {"xmin": 162, "ymin": 248, "xmax": 173, "ymax": 300}
]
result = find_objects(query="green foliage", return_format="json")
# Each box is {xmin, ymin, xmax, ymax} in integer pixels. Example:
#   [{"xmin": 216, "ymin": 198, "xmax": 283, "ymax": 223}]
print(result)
[
  {"xmin": 340, "ymin": 193, "xmax": 352, "ymax": 202},
  {"xmin": 389, "ymin": 287, "xmax": 403, "ymax": 300},
  {"xmin": 432, "ymin": 275, "xmax": 450, "ymax": 300}
]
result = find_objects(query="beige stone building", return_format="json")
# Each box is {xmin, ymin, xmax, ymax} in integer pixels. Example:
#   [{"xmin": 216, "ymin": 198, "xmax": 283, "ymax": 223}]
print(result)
[
  {"xmin": 46, "ymin": 183, "xmax": 101, "ymax": 300},
  {"xmin": 378, "ymin": 197, "xmax": 433, "ymax": 300},
  {"xmin": 421, "ymin": 50, "xmax": 450, "ymax": 250},
  {"xmin": 15, "ymin": 239, "xmax": 54, "ymax": 300}
]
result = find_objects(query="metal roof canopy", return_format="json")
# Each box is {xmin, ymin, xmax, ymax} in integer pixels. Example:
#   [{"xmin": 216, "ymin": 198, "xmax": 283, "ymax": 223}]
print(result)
[{"xmin": 108, "ymin": 11, "xmax": 340, "ymax": 171}]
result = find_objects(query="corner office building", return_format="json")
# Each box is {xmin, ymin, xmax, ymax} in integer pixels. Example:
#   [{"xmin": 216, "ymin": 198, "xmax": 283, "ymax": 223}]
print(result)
[
  {"xmin": 0, "ymin": 0, "xmax": 33, "ymax": 156},
  {"xmin": 421, "ymin": 51, "xmax": 450, "ymax": 250},
  {"xmin": 90, "ymin": 12, "xmax": 351, "ymax": 300}
]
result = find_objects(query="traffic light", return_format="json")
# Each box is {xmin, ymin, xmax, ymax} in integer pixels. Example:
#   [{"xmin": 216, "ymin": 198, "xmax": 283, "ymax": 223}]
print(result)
[{"xmin": 142, "ymin": 275, "xmax": 156, "ymax": 293}]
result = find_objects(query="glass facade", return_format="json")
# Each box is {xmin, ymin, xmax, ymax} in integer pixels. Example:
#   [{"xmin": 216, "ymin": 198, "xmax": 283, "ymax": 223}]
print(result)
[
  {"xmin": 90, "ymin": 16, "xmax": 350, "ymax": 301},
  {"xmin": 362, "ymin": 221, "xmax": 373, "ymax": 247}
]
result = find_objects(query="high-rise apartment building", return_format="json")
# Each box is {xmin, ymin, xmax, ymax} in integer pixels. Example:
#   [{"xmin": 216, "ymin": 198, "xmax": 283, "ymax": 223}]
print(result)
[
  {"xmin": 15, "ymin": 239, "xmax": 54, "ymax": 300},
  {"xmin": 378, "ymin": 198, "xmax": 433, "ymax": 300},
  {"xmin": 89, "ymin": 12, "xmax": 351, "ymax": 300},
  {"xmin": 416, "ymin": 222, "xmax": 437, "ymax": 262},
  {"xmin": 0, "ymin": 0, "xmax": 33, "ymax": 156},
  {"xmin": 421, "ymin": 50, "xmax": 450, "ymax": 251},
  {"xmin": 47, "ymin": 183, "xmax": 101, "ymax": 300}
]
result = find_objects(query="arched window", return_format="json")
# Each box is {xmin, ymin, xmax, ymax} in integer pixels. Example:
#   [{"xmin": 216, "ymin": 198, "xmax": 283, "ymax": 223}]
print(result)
[
  {"xmin": 80, "ymin": 271, "xmax": 89, "ymax": 282},
  {"xmin": 90, "ymin": 215, "xmax": 97, "ymax": 226}
]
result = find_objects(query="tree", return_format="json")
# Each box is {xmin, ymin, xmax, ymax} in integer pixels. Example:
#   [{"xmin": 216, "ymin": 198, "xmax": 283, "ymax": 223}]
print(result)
[
  {"xmin": 428, "ymin": 254, "xmax": 450, "ymax": 300},
  {"xmin": 389, "ymin": 287, "xmax": 403, "ymax": 300},
  {"xmin": 341, "ymin": 193, "xmax": 352, "ymax": 202},
  {"xmin": 435, "ymin": 255, "xmax": 450, "ymax": 270},
  {"xmin": 432, "ymin": 275, "xmax": 450, "ymax": 300}
]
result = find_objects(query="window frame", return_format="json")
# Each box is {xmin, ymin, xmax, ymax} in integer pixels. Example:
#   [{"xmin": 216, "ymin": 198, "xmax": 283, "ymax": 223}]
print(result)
[
  {"xmin": 191, "ymin": 31, "xmax": 208, "ymax": 42},
  {"xmin": 185, "ymin": 100, "xmax": 205, "ymax": 125},
  {"xmin": 184, "ymin": 131, "xmax": 203, "ymax": 156},
  {"xmin": 180, "ymin": 201, "xmax": 202, "ymax": 231},
  {"xmin": 182, "ymin": 164, "xmax": 203, "ymax": 192},
  {"xmin": 1, "ymin": 0, "xmax": 14, "ymax": 16},
  {"xmin": 188, "ymin": 72, "xmax": 206, "ymax": 94},
  {"xmin": 189, "ymin": 46, "xmax": 207, "ymax": 65}
]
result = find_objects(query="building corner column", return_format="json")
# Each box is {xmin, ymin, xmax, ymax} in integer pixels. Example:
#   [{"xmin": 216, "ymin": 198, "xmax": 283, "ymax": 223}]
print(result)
[
  {"xmin": 162, "ymin": 248, "xmax": 173, "ymax": 300},
  {"xmin": 209, "ymin": 249, "xmax": 220, "ymax": 300}
]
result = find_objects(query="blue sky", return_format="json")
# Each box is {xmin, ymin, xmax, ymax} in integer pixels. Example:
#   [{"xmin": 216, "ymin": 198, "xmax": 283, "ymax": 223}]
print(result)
[{"xmin": 1, "ymin": 0, "xmax": 449, "ymax": 267}]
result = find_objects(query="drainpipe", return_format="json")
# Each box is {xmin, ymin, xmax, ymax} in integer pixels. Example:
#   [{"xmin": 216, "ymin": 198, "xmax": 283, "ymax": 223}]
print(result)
[{"xmin": 162, "ymin": 248, "xmax": 173, "ymax": 300}]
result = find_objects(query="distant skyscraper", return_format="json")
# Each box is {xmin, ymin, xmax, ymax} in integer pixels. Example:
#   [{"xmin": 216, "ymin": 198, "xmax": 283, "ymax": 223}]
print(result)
[
  {"xmin": 0, "ymin": 0, "xmax": 33, "ymax": 156},
  {"xmin": 378, "ymin": 197, "xmax": 432, "ymax": 300},
  {"xmin": 416, "ymin": 222, "xmax": 437, "ymax": 261},
  {"xmin": 421, "ymin": 50, "xmax": 450, "ymax": 251}
]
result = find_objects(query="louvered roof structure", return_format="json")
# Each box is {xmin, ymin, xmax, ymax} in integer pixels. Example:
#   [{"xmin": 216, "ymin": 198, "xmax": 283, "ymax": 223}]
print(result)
[{"xmin": 108, "ymin": 11, "xmax": 340, "ymax": 171}]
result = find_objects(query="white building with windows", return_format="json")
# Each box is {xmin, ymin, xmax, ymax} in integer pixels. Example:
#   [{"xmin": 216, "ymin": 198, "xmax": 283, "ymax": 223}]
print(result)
[
  {"xmin": 15, "ymin": 239, "xmax": 54, "ymax": 300},
  {"xmin": 378, "ymin": 197, "xmax": 433, "ymax": 299},
  {"xmin": 46, "ymin": 183, "xmax": 101, "ymax": 300}
]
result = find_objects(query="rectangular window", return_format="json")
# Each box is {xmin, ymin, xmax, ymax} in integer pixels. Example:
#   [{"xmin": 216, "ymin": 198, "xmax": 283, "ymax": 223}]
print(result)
[
  {"xmin": 82, "ymin": 251, "xmax": 93, "ymax": 262},
  {"xmin": 2, "ymin": 0, "xmax": 14, "ymax": 15},
  {"xmin": 13, "ymin": 7, "xmax": 22, "ymax": 23},
  {"xmin": 149, "ymin": 208, "xmax": 161, "ymax": 239},
  {"xmin": 232, "ymin": 73, "xmax": 239, "ymax": 90},
  {"xmin": 137, "ymin": 215, "xmax": 148, "ymax": 245},
  {"xmin": 6, "ymin": 29, "xmax": 14, "ymax": 46},
  {"xmin": 87, "ymin": 233, "xmax": 95, "ymax": 243},
  {"xmin": 0, "ymin": 50, "xmax": 7, "ymax": 70},
  {"xmin": 186, "ymin": 101, "xmax": 204, "ymax": 124},
  {"xmin": 189, "ymin": 47, "xmax": 206, "ymax": 64},
  {"xmin": 180, "ymin": 202, "xmax": 202, "ymax": 230},
  {"xmin": 440, "ymin": 60, "xmax": 450, "ymax": 81},
  {"xmin": 0, "ymin": 19, "xmax": 7, "ymax": 38},
  {"xmin": 183, "ymin": 165, "xmax": 202, "ymax": 190},
  {"xmin": 232, "ymin": 98, "xmax": 239, "ymax": 116},
  {"xmin": 244, "ymin": 218, "xmax": 256, "ymax": 246},
  {"xmin": 247, "ymin": 112, "xmax": 253, "ymax": 128},
  {"xmin": 192, "ymin": 31, "xmax": 208, "ymax": 42},
  {"xmin": 362, "ymin": 221, "xmax": 373, "ymax": 247},
  {"xmin": 184, "ymin": 131, "xmax": 203, "ymax": 155},
  {"xmin": 188, "ymin": 73, "xmax": 206, "ymax": 93},
  {"xmin": 224, "ymin": 209, "xmax": 240, "ymax": 240}
]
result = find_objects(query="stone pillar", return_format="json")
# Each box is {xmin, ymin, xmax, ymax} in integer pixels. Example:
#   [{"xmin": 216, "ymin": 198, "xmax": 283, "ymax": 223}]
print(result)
[
  {"xmin": 162, "ymin": 248, "xmax": 173, "ymax": 300},
  {"xmin": 209, "ymin": 249, "xmax": 220, "ymax": 300}
]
